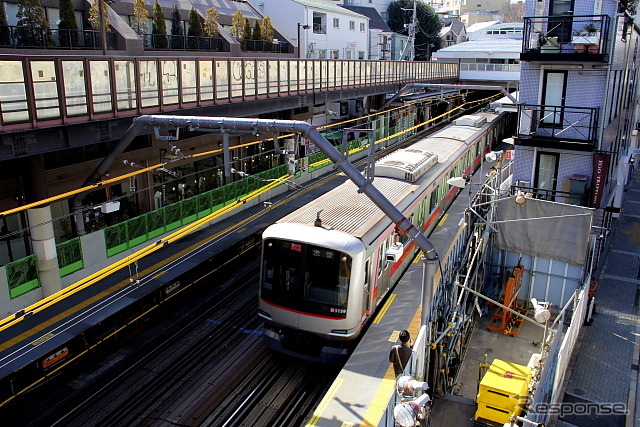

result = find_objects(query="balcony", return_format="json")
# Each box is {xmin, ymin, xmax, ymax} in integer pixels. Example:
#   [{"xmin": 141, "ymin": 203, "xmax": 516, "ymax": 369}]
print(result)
[
  {"xmin": 516, "ymin": 104, "xmax": 599, "ymax": 151},
  {"xmin": 510, "ymin": 183, "xmax": 589, "ymax": 206},
  {"xmin": 313, "ymin": 23, "xmax": 326, "ymax": 34},
  {"xmin": 521, "ymin": 15, "xmax": 610, "ymax": 62},
  {"xmin": 0, "ymin": 25, "xmax": 116, "ymax": 50}
]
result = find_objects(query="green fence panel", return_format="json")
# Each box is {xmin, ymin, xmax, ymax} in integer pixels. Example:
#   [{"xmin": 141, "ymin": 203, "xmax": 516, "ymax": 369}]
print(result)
[
  {"xmin": 182, "ymin": 198, "xmax": 198, "ymax": 224},
  {"xmin": 165, "ymin": 203, "xmax": 182, "ymax": 231},
  {"xmin": 105, "ymin": 223, "xmax": 128, "ymax": 257},
  {"xmin": 196, "ymin": 192, "xmax": 213, "ymax": 219},
  {"xmin": 237, "ymin": 178, "xmax": 250, "ymax": 198},
  {"xmin": 147, "ymin": 208, "xmax": 166, "ymax": 239},
  {"xmin": 245, "ymin": 175, "xmax": 260, "ymax": 194},
  {"xmin": 7, "ymin": 255, "xmax": 40, "ymax": 299},
  {"xmin": 225, "ymin": 181, "xmax": 240, "ymax": 203},
  {"xmin": 127, "ymin": 215, "xmax": 148, "ymax": 248},
  {"xmin": 57, "ymin": 238, "xmax": 84, "ymax": 277},
  {"xmin": 211, "ymin": 188, "xmax": 225, "ymax": 211}
]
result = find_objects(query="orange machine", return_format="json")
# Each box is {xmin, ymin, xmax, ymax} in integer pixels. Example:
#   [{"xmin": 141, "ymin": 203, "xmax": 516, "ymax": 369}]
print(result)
[{"xmin": 487, "ymin": 265, "xmax": 526, "ymax": 336}]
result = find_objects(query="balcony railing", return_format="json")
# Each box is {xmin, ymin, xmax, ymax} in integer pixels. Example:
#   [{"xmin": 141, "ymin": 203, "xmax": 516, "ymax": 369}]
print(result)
[
  {"xmin": 517, "ymin": 103, "xmax": 599, "ymax": 146},
  {"xmin": 0, "ymin": 26, "xmax": 116, "ymax": 50},
  {"xmin": 313, "ymin": 24, "xmax": 326, "ymax": 34},
  {"xmin": 522, "ymin": 15, "xmax": 610, "ymax": 60},
  {"xmin": 511, "ymin": 183, "xmax": 589, "ymax": 206},
  {"xmin": 239, "ymin": 39, "xmax": 291, "ymax": 53},
  {"xmin": 142, "ymin": 34, "xmax": 224, "ymax": 51}
]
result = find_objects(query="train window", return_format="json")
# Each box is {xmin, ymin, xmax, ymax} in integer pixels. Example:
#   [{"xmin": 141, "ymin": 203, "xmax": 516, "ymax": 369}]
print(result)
[
  {"xmin": 382, "ymin": 239, "xmax": 388, "ymax": 269},
  {"xmin": 418, "ymin": 199, "xmax": 426, "ymax": 225},
  {"xmin": 429, "ymin": 186, "xmax": 438, "ymax": 212},
  {"xmin": 261, "ymin": 239, "xmax": 351, "ymax": 318},
  {"xmin": 377, "ymin": 246, "xmax": 384, "ymax": 277}
]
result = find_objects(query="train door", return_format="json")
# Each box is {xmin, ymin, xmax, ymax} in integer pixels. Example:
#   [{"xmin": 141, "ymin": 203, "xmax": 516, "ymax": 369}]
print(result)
[
  {"xmin": 362, "ymin": 258, "xmax": 371, "ymax": 317},
  {"xmin": 376, "ymin": 239, "xmax": 391, "ymax": 298}
]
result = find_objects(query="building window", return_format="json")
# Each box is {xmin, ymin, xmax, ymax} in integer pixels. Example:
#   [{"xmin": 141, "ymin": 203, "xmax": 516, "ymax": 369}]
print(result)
[
  {"xmin": 359, "ymin": 51, "xmax": 365, "ymax": 59},
  {"xmin": 333, "ymin": 18, "xmax": 339, "ymax": 28},
  {"xmin": 360, "ymin": 23, "xmax": 365, "ymax": 32},
  {"xmin": 318, "ymin": 49, "xmax": 327, "ymax": 59},
  {"xmin": 349, "ymin": 21, "xmax": 355, "ymax": 31},
  {"xmin": 346, "ymin": 50, "xmax": 354, "ymax": 59},
  {"xmin": 330, "ymin": 49, "xmax": 339, "ymax": 59}
]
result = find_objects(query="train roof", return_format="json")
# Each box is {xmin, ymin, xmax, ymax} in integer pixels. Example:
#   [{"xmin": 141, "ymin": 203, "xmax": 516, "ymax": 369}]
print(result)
[
  {"xmin": 274, "ymin": 111, "xmax": 504, "ymax": 242},
  {"xmin": 277, "ymin": 176, "xmax": 416, "ymax": 238}
]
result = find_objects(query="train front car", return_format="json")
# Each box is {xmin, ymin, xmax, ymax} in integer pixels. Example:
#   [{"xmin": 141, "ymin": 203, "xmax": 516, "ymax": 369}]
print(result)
[{"xmin": 259, "ymin": 223, "xmax": 366, "ymax": 363}]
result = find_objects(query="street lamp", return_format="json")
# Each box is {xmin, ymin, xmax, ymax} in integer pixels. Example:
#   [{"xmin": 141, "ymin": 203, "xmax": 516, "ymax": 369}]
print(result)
[{"xmin": 297, "ymin": 23, "xmax": 310, "ymax": 58}]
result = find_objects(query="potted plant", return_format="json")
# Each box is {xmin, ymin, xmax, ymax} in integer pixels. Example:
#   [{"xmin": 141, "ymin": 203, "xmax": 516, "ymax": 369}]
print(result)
[
  {"xmin": 540, "ymin": 35, "xmax": 560, "ymax": 53},
  {"xmin": 572, "ymin": 23, "xmax": 600, "ymax": 53}
]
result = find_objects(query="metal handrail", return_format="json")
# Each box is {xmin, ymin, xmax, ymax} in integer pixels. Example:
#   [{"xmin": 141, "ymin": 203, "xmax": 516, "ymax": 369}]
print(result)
[
  {"xmin": 522, "ymin": 15, "xmax": 610, "ymax": 56},
  {"xmin": 518, "ymin": 103, "xmax": 599, "ymax": 144},
  {"xmin": 0, "ymin": 25, "xmax": 116, "ymax": 50}
]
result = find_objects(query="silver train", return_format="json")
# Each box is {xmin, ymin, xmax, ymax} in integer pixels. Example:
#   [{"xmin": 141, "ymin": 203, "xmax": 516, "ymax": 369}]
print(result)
[{"xmin": 258, "ymin": 110, "xmax": 511, "ymax": 363}]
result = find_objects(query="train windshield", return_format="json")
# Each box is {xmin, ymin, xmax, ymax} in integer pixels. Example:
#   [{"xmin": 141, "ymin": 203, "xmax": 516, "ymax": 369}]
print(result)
[{"xmin": 261, "ymin": 239, "xmax": 352, "ymax": 318}]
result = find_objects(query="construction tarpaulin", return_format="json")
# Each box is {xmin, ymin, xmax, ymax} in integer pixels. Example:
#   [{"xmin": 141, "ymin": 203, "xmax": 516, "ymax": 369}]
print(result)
[{"xmin": 493, "ymin": 196, "xmax": 594, "ymax": 266}]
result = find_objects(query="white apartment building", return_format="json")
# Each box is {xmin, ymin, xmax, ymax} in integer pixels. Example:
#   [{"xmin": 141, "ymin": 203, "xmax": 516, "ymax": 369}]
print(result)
[
  {"xmin": 432, "ymin": 22, "xmax": 522, "ymax": 87},
  {"xmin": 252, "ymin": 0, "xmax": 370, "ymax": 59}
]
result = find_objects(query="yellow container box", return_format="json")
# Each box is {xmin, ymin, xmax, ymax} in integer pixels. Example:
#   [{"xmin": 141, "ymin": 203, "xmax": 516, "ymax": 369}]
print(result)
[{"xmin": 475, "ymin": 359, "xmax": 531, "ymax": 423}]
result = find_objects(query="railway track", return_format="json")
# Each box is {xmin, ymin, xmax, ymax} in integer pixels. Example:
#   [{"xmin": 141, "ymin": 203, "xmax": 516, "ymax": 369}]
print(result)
[{"xmin": 19, "ymin": 257, "xmax": 338, "ymax": 427}]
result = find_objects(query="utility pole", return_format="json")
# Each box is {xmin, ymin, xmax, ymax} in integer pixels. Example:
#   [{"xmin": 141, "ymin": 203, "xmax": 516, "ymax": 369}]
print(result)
[
  {"xmin": 400, "ymin": 0, "xmax": 417, "ymax": 61},
  {"xmin": 409, "ymin": 0, "xmax": 416, "ymax": 61}
]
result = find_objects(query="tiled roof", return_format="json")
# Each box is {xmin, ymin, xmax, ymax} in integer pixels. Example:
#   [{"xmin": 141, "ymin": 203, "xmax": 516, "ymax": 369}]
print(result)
[{"xmin": 341, "ymin": 5, "xmax": 388, "ymax": 30}]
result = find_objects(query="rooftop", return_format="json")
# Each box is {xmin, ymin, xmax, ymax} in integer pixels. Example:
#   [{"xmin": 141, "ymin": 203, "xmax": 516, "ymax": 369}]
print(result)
[{"xmin": 433, "ymin": 38, "xmax": 523, "ymax": 58}]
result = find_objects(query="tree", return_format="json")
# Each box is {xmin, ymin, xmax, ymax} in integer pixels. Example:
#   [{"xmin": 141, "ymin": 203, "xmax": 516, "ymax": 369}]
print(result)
[
  {"xmin": 260, "ymin": 16, "xmax": 274, "ymax": 42},
  {"xmin": 89, "ymin": 0, "xmax": 111, "ymax": 31},
  {"xmin": 252, "ymin": 20, "xmax": 261, "ymax": 40},
  {"xmin": 0, "ymin": 2, "xmax": 11, "ymax": 46},
  {"xmin": 152, "ymin": 0, "xmax": 167, "ymax": 48},
  {"xmin": 204, "ymin": 7, "xmax": 219, "ymax": 37},
  {"xmin": 187, "ymin": 8, "xmax": 203, "ymax": 37},
  {"xmin": 620, "ymin": 0, "xmax": 640, "ymax": 14},
  {"xmin": 58, "ymin": 0, "xmax": 78, "ymax": 47},
  {"xmin": 387, "ymin": 0, "xmax": 442, "ymax": 60},
  {"xmin": 243, "ymin": 18, "xmax": 252, "ymax": 40},
  {"xmin": 16, "ymin": 0, "xmax": 51, "ymax": 47},
  {"xmin": 131, "ymin": 0, "xmax": 148, "ymax": 36},
  {"xmin": 170, "ymin": 5, "xmax": 183, "ymax": 49},
  {"xmin": 500, "ymin": 1, "xmax": 525, "ymax": 23},
  {"xmin": 230, "ymin": 10, "xmax": 244, "ymax": 39}
]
